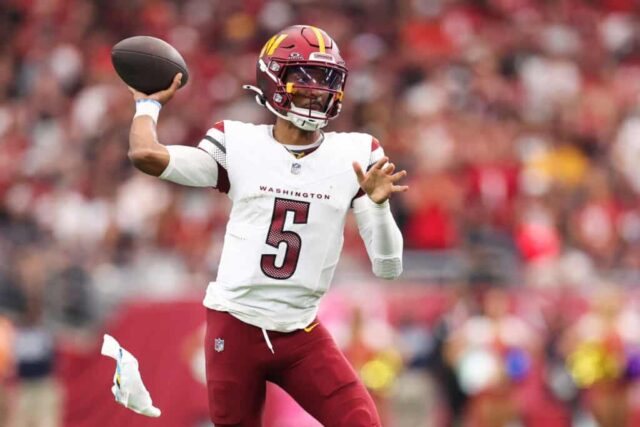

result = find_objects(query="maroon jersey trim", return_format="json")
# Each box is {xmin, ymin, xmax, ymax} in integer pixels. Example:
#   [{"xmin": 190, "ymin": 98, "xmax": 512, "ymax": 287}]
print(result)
[{"xmin": 216, "ymin": 163, "xmax": 230, "ymax": 194}]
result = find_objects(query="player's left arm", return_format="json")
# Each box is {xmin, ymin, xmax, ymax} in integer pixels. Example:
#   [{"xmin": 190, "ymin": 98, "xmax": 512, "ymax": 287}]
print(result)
[{"xmin": 352, "ymin": 148, "xmax": 408, "ymax": 280}]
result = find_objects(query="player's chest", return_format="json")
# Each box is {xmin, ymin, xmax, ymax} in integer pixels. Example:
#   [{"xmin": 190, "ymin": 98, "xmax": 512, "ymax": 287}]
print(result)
[{"xmin": 229, "ymin": 145, "xmax": 358, "ymax": 209}]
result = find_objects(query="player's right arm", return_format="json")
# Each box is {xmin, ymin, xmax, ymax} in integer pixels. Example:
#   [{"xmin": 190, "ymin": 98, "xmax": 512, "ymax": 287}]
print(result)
[
  {"xmin": 127, "ymin": 73, "xmax": 224, "ymax": 189},
  {"xmin": 127, "ymin": 74, "xmax": 181, "ymax": 176}
]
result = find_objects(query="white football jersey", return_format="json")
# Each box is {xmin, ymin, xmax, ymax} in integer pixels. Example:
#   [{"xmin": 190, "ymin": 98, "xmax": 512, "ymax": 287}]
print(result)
[{"xmin": 196, "ymin": 120, "xmax": 383, "ymax": 332}]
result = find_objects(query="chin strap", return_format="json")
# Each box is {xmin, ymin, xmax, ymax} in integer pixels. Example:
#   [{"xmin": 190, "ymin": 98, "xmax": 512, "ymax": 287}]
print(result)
[{"xmin": 288, "ymin": 104, "xmax": 328, "ymax": 131}]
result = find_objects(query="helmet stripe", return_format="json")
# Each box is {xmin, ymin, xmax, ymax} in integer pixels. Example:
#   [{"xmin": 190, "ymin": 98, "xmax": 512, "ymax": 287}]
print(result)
[
  {"xmin": 267, "ymin": 34, "xmax": 288, "ymax": 55},
  {"xmin": 260, "ymin": 35, "xmax": 277, "ymax": 58},
  {"xmin": 309, "ymin": 26, "xmax": 326, "ymax": 53}
]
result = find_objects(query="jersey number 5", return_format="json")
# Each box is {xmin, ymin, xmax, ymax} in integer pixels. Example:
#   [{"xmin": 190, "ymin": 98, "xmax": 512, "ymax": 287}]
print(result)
[{"xmin": 260, "ymin": 198, "xmax": 310, "ymax": 280}]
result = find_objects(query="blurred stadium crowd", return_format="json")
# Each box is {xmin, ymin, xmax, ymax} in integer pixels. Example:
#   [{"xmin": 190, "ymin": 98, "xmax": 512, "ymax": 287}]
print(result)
[{"xmin": 1, "ymin": 0, "xmax": 640, "ymax": 426}]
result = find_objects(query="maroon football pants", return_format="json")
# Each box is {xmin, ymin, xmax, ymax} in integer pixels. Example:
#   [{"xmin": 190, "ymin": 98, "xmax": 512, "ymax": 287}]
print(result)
[{"xmin": 205, "ymin": 308, "xmax": 381, "ymax": 426}]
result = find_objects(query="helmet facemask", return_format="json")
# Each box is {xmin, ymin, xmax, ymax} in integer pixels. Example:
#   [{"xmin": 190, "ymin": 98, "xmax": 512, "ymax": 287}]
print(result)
[
  {"xmin": 281, "ymin": 65, "xmax": 345, "ymax": 131},
  {"xmin": 257, "ymin": 58, "xmax": 347, "ymax": 131}
]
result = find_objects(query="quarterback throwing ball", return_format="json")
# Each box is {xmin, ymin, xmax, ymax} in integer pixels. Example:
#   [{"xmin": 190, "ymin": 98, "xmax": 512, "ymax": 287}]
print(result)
[{"xmin": 126, "ymin": 25, "xmax": 407, "ymax": 427}]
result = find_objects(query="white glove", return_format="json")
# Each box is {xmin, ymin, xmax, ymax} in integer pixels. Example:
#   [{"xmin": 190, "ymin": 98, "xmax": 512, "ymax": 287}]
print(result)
[{"xmin": 101, "ymin": 334, "xmax": 161, "ymax": 417}]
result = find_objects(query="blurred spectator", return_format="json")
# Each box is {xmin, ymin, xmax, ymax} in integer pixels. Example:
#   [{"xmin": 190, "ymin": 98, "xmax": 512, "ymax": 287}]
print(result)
[
  {"xmin": 562, "ymin": 285, "xmax": 640, "ymax": 427},
  {"xmin": 344, "ymin": 306, "xmax": 403, "ymax": 425},
  {"xmin": 445, "ymin": 288, "xmax": 541, "ymax": 427},
  {"xmin": 7, "ymin": 302, "xmax": 61, "ymax": 427}
]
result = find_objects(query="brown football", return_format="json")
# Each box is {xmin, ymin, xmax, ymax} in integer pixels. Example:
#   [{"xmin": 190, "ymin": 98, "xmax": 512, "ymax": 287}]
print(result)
[{"xmin": 111, "ymin": 36, "xmax": 189, "ymax": 94}]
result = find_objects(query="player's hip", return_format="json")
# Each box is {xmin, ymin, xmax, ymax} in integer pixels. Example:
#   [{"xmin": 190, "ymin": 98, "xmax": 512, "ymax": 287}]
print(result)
[
  {"xmin": 204, "ymin": 308, "xmax": 332, "ymax": 362},
  {"xmin": 203, "ymin": 286, "xmax": 321, "ymax": 332}
]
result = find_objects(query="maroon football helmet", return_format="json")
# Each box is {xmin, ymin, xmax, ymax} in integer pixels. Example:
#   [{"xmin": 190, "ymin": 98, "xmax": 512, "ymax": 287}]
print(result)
[{"xmin": 245, "ymin": 25, "xmax": 348, "ymax": 131}]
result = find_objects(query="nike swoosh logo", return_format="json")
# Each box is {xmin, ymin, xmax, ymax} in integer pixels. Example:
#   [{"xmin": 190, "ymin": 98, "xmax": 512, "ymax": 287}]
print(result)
[{"xmin": 303, "ymin": 322, "xmax": 319, "ymax": 333}]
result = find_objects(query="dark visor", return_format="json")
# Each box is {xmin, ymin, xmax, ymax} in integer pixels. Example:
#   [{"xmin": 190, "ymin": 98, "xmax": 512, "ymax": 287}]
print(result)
[{"xmin": 284, "ymin": 66, "xmax": 344, "ymax": 90}]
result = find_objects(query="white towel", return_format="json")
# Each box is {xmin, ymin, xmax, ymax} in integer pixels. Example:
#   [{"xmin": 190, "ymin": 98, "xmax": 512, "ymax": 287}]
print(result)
[{"xmin": 101, "ymin": 334, "xmax": 161, "ymax": 417}]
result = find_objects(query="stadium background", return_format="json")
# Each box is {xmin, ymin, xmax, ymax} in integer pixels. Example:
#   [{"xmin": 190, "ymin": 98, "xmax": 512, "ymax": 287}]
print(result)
[{"xmin": 1, "ymin": 0, "xmax": 640, "ymax": 426}]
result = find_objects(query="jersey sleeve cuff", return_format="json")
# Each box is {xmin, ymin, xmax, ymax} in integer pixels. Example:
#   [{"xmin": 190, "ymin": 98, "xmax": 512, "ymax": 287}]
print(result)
[
  {"xmin": 371, "ymin": 199, "xmax": 390, "ymax": 210},
  {"xmin": 158, "ymin": 147, "xmax": 175, "ymax": 179}
]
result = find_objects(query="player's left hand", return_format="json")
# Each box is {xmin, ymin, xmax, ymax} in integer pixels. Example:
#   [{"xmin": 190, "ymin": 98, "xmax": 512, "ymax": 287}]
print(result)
[{"xmin": 352, "ymin": 157, "xmax": 408, "ymax": 204}]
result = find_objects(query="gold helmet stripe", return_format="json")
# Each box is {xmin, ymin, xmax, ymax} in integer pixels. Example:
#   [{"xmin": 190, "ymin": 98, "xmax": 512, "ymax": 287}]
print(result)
[
  {"xmin": 267, "ymin": 34, "xmax": 288, "ymax": 56},
  {"xmin": 309, "ymin": 26, "xmax": 326, "ymax": 53},
  {"xmin": 260, "ymin": 35, "xmax": 277, "ymax": 58}
]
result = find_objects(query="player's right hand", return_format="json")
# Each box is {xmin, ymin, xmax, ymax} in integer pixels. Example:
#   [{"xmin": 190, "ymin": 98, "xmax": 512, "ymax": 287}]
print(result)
[
  {"xmin": 353, "ymin": 156, "xmax": 409, "ymax": 204},
  {"xmin": 128, "ymin": 73, "xmax": 182, "ymax": 106}
]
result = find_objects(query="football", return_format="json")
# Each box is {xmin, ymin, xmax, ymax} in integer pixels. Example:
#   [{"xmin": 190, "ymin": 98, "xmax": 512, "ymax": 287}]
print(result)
[{"xmin": 111, "ymin": 36, "xmax": 189, "ymax": 94}]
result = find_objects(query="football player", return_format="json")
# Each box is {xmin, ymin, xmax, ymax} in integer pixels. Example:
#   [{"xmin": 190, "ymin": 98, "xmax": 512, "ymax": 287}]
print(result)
[{"xmin": 126, "ymin": 25, "xmax": 406, "ymax": 427}]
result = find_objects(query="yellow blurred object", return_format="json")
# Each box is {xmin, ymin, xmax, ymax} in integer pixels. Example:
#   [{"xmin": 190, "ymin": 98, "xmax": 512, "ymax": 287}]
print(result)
[
  {"xmin": 360, "ymin": 349, "xmax": 403, "ymax": 394},
  {"xmin": 529, "ymin": 144, "xmax": 588, "ymax": 187},
  {"xmin": 567, "ymin": 342, "xmax": 622, "ymax": 388},
  {"xmin": 225, "ymin": 13, "xmax": 256, "ymax": 42}
]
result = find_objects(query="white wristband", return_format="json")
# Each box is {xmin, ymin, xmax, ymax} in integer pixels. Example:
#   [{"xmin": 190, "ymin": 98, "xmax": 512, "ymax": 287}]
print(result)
[{"xmin": 134, "ymin": 99, "xmax": 161, "ymax": 123}]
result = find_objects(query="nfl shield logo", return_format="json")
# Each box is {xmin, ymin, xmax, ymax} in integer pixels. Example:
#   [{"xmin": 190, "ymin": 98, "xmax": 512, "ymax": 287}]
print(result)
[
  {"xmin": 291, "ymin": 163, "xmax": 301, "ymax": 175},
  {"xmin": 214, "ymin": 338, "xmax": 225, "ymax": 352}
]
